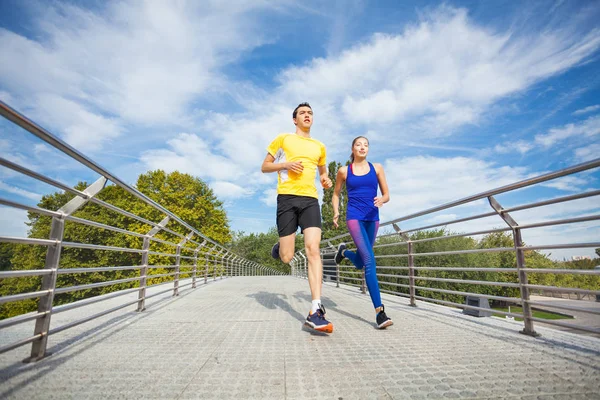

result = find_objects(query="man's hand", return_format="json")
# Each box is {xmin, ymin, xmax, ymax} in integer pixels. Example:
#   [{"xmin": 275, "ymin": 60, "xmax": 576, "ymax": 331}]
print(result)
[
  {"xmin": 374, "ymin": 196, "xmax": 384, "ymax": 208},
  {"xmin": 321, "ymin": 175, "xmax": 332, "ymax": 189},
  {"xmin": 333, "ymin": 214, "xmax": 339, "ymax": 229},
  {"xmin": 286, "ymin": 161, "xmax": 303, "ymax": 174}
]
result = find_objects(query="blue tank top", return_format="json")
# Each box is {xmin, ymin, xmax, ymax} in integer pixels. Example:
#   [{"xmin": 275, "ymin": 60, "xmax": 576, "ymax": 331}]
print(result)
[{"xmin": 346, "ymin": 162, "xmax": 379, "ymax": 221}]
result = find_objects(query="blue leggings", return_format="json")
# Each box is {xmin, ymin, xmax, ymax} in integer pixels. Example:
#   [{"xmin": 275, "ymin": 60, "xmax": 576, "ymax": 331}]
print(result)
[{"xmin": 344, "ymin": 220, "xmax": 382, "ymax": 309}]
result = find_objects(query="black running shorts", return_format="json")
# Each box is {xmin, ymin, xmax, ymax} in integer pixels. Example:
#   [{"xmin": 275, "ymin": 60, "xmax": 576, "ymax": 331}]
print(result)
[{"xmin": 276, "ymin": 194, "xmax": 322, "ymax": 237}]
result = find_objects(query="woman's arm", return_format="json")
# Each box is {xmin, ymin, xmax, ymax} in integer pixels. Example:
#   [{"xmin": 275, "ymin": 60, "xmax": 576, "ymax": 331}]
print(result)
[
  {"xmin": 374, "ymin": 163, "xmax": 390, "ymax": 207},
  {"xmin": 332, "ymin": 167, "xmax": 347, "ymax": 228}
]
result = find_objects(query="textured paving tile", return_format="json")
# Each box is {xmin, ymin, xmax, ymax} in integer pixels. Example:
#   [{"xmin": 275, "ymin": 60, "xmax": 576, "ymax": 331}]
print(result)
[{"xmin": 0, "ymin": 276, "xmax": 599, "ymax": 399}]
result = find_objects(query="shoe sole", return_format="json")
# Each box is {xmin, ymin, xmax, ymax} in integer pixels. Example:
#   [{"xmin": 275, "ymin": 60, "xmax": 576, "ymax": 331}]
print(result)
[
  {"xmin": 377, "ymin": 320, "xmax": 393, "ymax": 329},
  {"xmin": 304, "ymin": 321, "xmax": 334, "ymax": 333}
]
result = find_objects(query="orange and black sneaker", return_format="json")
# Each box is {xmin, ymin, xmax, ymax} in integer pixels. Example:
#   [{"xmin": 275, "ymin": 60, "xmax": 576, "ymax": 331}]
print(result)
[{"xmin": 305, "ymin": 304, "xmax": 333, "ymax": 333}]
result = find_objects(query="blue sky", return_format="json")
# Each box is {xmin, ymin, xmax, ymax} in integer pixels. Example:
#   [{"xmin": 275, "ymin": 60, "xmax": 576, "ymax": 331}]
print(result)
[{"xmin": 0, "ymin": 0, "xmax": 599, "ymax": 260}]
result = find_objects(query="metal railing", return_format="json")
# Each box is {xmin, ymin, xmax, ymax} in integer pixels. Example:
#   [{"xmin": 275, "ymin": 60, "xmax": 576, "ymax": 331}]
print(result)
[
  {"xmin": 0, "ymin": 101, "xmax": 280, "ymax": 361},
  {"xmin": 291, "ymin": 158, "xmax": 600, "ymax": 337}
]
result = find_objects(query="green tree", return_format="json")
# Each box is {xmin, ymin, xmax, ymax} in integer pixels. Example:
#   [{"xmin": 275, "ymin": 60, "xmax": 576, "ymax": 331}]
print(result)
[
  {"xmin": 229, "ymin": 227, "xmax": 295, "ymax": 274},
  {"xmin": 321, "ymin": 161, "xmax": 348, "ymax": 240},
  {"xmin": 0, "ymin": 243, "xmax": 14, "ymax": 271},
  {"xmin": 1, "ymin": 170, "xmax": 231, "ymax": 319}
]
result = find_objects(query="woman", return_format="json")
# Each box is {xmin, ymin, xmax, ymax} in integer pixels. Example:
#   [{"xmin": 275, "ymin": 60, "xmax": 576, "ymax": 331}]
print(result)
[{"xmin": 332, "ymin": 136, "xmax": 393, "ymax": 329}]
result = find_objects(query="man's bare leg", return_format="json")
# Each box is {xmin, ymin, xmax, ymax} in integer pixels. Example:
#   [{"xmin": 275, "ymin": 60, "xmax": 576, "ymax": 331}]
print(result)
[
  {"xmin": 303, "ymin": 227, "xmax": 322, "ymax": 300},
  {"xmin": 303, "ymin": 227, "xmax": 333, "ymax": 332},
  {"xmin": 278, "ymin": 233, "xmax": 296, "ymax": 264}
]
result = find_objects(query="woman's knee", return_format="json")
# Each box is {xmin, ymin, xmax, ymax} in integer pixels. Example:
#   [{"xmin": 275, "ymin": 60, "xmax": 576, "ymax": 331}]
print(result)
[{"xmin": 363, "ymin": 254, "xmax": 377, "ymax": 271}]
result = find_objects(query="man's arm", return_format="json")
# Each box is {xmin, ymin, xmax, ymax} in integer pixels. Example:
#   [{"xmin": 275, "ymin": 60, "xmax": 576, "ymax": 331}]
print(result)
[
  {"xmin": 261, "ymin": 153, "xmax": 304, "ymax": 174},
  {"xmin": 318, "ymin": 165, "xmax": 332, "ymax": 188}
]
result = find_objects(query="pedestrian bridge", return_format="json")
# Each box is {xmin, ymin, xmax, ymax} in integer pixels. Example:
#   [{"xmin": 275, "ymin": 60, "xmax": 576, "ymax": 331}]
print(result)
[
  {"xmin": 1, "ymin": 102, "xmax": 600, "ymax": 399},
  {"xmin": 1, "ymin": 276, "xmax": 599, "ymax": 399}
]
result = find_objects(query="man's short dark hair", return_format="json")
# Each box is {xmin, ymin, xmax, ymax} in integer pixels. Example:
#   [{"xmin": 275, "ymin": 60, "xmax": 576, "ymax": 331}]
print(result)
[{"xmin": 293, "ymin": 102, "xmax": 312, "ymax": 119}]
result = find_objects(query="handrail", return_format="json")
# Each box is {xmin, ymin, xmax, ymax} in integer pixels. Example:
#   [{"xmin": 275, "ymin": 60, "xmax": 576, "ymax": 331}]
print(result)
[
  {"xmin": 0, "ymin": 100, "xmax": 281, "ymax": 361},
  {"xmin": 0, "ymin": 101, "xmax": 224, "ymax": 251},
  {"xmin": 308, "ymin": 157, "xmax": 600, "ymax": 337}
]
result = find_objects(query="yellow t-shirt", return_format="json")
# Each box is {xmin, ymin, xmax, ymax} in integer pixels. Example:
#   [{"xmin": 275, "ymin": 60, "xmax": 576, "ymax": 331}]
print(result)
[{"xmin": 266, "ymin": 133, "xmax": 327, "ymax": 199}]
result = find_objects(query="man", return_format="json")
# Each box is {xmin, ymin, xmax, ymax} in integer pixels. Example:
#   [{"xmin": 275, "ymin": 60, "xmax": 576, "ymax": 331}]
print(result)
[{"xmin": 261, "ymin": 102, "xmax": 334, "ymax": 333}]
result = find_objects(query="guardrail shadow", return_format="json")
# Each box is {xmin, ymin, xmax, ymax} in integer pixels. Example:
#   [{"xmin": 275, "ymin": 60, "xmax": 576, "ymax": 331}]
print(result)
[{"xmin": 0, "ymin": 284, "xmax": 200, "ymax": 399}]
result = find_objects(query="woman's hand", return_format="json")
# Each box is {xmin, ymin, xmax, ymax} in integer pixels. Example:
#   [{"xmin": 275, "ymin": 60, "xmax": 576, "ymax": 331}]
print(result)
[
  {"xmin": 374, "ymin": 196, "xmax": 384, "ymax": 208},
  {"xmin": 333, "ymin": 214, "xmax": 339, "ymax": 228}
]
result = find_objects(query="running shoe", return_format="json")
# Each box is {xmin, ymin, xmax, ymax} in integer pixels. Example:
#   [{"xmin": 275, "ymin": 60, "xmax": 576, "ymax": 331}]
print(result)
[
  {"xmin": 305, "ymin": 304, "xmax": 334, "ymax": 333},
  {"xmin": 376, "ymin": 305, "xmax": 393, "ymax": 329},
  {"xmin": 334, "ymin": 242, "xmax": 346, "ymax": 265},
  {"xmin": 271, "ymin": 242, "xmax": 280, "ymax": 260}
]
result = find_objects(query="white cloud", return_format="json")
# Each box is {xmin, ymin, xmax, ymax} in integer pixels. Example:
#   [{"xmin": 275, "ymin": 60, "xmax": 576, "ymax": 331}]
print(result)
[
  {"xmin": 573, "ymin": 104, "xmax": 600, "ymax": 115},
  {"xmin": 272, "ymin": 7, "xmax": 600, "ymax": 135},
  {"xmin": 210, "ymin": 181, "xmax": 254, "ymax": 200},
  {"xmin": 494, "ymin": 140, "xmax": 534, "ymax": 155},
  {"xmin": 535, "ymin": 115, "xmax": 600, "ymax": 147},
  {"xmin": 574, "ymin": 143, "xmax": 600, "ymax": 163},
  {"xmin": 0, "ymin": 181, "xmax": 42, "ymax": 201},
  {"xmin": 422, "ymin": 213, "xmax": 459, "ymax": 225},
  {"xmin": 0, "ymin": 139, "xmax": 9, "ymax": 152},
  {"xmin": 260, "ymin": 188, "xmax": 278, "ymax": 207},
  {"xmin": 34, "ymin": 94, "xmax": 123, "ymax": 151},
  {"xmin": 0, "ymin": 91, "xmax": 13, "ymax": 104},
  {"xmin": 190, "ymin": 4, "xmax": 600, "ymax": 175},
  {"xmin": 140, "ymin": 133, "xmax": 235, "ymax": 181},
  {"xmin": 540, "ymin": 175, "xmax": 590, "ymax": 192},
  {"xmin": 33, "ymin": 144, "xmax": 52, "ymax": 156},
  {"xmin": 0, "ymin": 208, "xmax": 29, "ymax": 237},
  {"xmin": 378, "ymin": 156, "xmax": 531, "ymax": 225},
  {"xmin": 0, "ymin": 1, "xmax": 279, "ymax": 149}
]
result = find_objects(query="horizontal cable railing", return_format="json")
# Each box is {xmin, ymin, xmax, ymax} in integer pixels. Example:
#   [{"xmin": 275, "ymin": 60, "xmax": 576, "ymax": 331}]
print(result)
[
  {"xmin": 291, "ymin": 157, "xmax": 600, "ymax": 337},
  {"xmin": 0, "ymin": 101, "xmax": 281, "ymax": 361}
]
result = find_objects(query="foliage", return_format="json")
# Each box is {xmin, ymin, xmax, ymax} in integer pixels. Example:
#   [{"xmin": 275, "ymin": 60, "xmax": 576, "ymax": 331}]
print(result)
[
  {"xmin": 0, "ymin": 243, "xmax": 14, "ymax": 271},
  {"xmin": 321, "ymin": 161, "xmax": 348, "ymax": 240},
  {"xmin": 229, "ymin": 227, "xmax": 294, "ymax": 274},
  {"xmin": 1, "ymin": 170, "xmax": 231, "ymax": 319}
]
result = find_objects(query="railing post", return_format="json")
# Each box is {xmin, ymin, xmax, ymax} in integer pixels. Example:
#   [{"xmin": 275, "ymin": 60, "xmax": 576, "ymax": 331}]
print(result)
[
  {"xmin": 192, "ymin": 249, "xmax": 198, "ymax": 289},
  {"xmin": 174, "ymin": 245, "xmax": 181, "ymax": 296},
  {"xmin": 139, "ymin": 236, "xmax": 151, "ymax": 308},
  {"xmin": 336, "ymin": 257, "xmax": 340, "ymax": 288},
  {"xmin": 138, "ymin": 216, "xmax": 169, "ymax": 311},
  {"xmin": 214, "ymin": 250, "xmax": 221, "ymax": 281},
  {"xmin": 26, "ymin": 176, "xmax": 107, "ymax": 362},
  {"xmin": 221, "ymin": 253, "xmax": 225, "ymax": 279},
  {"xmin": 299, "ymin": 252, "xmax": 307, "ymax": 279},
  {"xmin": 514, "ymin": 227, "xmax": 538, "ymax": 336},
  {"xmin": 488, "ymin": 195, "xmax": 539, "ymax": 337},
  {"xmin": 174, "ymin": 232, "xmax": 194, "ymax": 297},
  {"xmin": 408, "ymin": 241, "xmax": 416, "ymax": 307},
  {"xmin": 205, "ymin": 254, "xmax": 209, "ymax": 284},
  {"xmin": 394, "ymin": 223, "xmax": 416, "ymax": 307},
  {"xmin": 192, "ymin": 240, "xmax": 206, "ymax": 289},
  {"xmin": 361, "ymin": 270, "xmax": 366, "ymax": 294}
]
